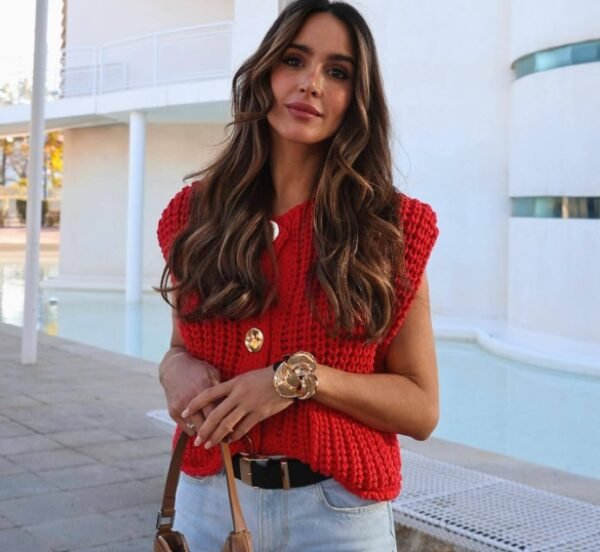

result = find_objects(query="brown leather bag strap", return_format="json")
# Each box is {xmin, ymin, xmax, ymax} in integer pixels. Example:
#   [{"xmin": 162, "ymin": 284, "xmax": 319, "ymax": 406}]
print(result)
[
  {"xmin": 156, "ymin": 432, "xmax": 189, "ymax": 533},
  {"xmin": 221, "ymin": 442, "xmax": 249, "ymax": 533},
  {"xmin": 157, "ymin": 433, "xmax": 250, "ymax": 536}
]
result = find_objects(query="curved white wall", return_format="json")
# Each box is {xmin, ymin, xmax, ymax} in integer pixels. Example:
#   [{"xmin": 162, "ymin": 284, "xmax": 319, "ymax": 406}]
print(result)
[
  {"xmin": 508, "ymin": 219, "xmax": 600, "ymax": 341},
  {"xmin": 508, "ymin": 0, "xmax": 600, "ymax": 341},
  {"xmin": 510, "ymin": 65, "xmax": 600, "ymax": 197},
  {"xmin": 510, "ymin": 0, "xmax": 600, "ymax": 60}
]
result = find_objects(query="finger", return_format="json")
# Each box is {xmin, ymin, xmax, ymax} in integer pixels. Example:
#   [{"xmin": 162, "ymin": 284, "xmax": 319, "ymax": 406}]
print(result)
[
  {"xmin": 182, "ymin": 381, "xmax": 231, "ymax": 418},
  {"xmin": 194, "ymin": 398, "xmax": 238, "ymax": 447},
  {"xmin": 176, "ymin": 416, "xmax": 197, "ymax": 437},
  {"xmin": 202, "ymin": 402, "xmax": 217, "ymax": 419},
  {"xmin": 168, "ymin": 405, "xmax": 195, "ymax": 436},
  {"xmin": 227, "ymin": 413, "xmax": 260, "ymax": 444},
  {"xmin": 187, "ymin": 412, "xmax": 205, "ymax": 436},
  {"xmin": 202, "ymin": 408, "xmax": 247, "ymax": 449}
]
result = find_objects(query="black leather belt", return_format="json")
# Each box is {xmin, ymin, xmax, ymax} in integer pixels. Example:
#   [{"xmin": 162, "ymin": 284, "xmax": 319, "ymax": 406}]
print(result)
[{"xmin": 232, "ymin": 453, "xmax": 329, "ymax": 490}]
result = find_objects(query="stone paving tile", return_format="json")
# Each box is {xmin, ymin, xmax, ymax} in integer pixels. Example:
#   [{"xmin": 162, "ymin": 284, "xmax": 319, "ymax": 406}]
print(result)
[
  {"xmin": 0, "ymin": 514, "xmax": 15, "ymax": 530},
  {"xmin": 12, "ymin": 413, "xmax": 101, "ymax": 434},
  {"xmin": 98, "ymin": 414, "xmax": 169, "ymax": 440},
  {"xmin": 38, "ymin": 463, "xmax": 133, "ymax": 491},
  {"xmin": 0, "ymin": 472, "xmax": 59, "ymax": 500},
  {"xmin": 104, "ymin": 503, "xmax": 157, "ymax": 539},
  {"xmin": 0, "ymin": 420, "xmax": 36, "ymax": 438},
  {"xmin": 26, "ymin": 390, "xmax": 106, "ymax": 405},
  {"xmin": 24, "ymin": 512, "xmax": 144, "ymax": 552},
  {"xmin": 0, "ymin": 527, "xmax": 53, "ymax": 552},
  {"xmin": 0, "ymin": 455, "xmax": 24, "ymax": 476},
  {"xmin": 69, "ymin": 480, "xmax": 160, "ymax": 514},
  {"xmin": 112, "ymin": 453, "xmax": 171, "ymax": 480},
  {"xmin": 73, "ymin": 535, "xmax": 150, "ymax": 551},
  {"xmin": 140, "ymin": 474, "xmax": 167, "ymax": 489},
  {"xmin": 6, "ymin": 448, "xmax": 96, "ymax": 472},
  {"xmin": 0, "ymin": 394, "xmax": 46, "ymax": 411},
  {"xmin": 46, "ymin": 428, "xmax": 128, "ymax": 448},
  {"xmin": 78, "ymin": 437, "xmax": 170, "ymax": 463},
  {"xmin": 0, "ymin": 434, "xmax": 64, "ymax": 456},
  {"xmin": 0, "ymin": 489, "xmax": 94, "ymax": 526}
]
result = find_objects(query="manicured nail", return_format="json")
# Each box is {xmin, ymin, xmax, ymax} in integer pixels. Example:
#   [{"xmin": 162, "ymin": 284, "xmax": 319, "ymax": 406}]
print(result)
[
  {"xmin": 204, "ymin": 440, "xmax": 212, "ymax": 450},
  {"xmin": 181, "ymin": 409, "xmax": 189, "ymax": 418},
  {"xmin": 194, "ymin": 435, "xmax": 202, "ymax": 447}
]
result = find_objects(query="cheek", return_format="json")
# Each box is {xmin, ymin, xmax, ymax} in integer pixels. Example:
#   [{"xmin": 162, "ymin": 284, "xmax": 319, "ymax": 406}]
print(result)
[
  {"xmin": 331, "ymin": 88, "xmax": 353, "ymax": 122},
  {"xmin": 270, "ymin": 69, "xmax": 288, "ymax": 106}
]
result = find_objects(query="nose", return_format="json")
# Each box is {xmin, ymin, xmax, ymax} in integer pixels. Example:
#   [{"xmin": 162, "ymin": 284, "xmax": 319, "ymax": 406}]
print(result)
[{"xmin": 299, "ymin": 66, "xmax": 323, "ymax": 97}]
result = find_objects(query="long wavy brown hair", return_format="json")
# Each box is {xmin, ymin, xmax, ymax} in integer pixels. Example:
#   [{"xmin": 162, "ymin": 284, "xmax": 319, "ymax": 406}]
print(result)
[{"xmin": 157, "ymin": 0, "xmax": 406, "ymax": 342}]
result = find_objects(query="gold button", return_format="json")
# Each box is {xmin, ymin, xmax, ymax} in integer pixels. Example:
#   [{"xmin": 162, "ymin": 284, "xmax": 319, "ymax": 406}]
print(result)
[{"xmin": 245, "ymin": 327, "xmax": 264, "ymax": 353}]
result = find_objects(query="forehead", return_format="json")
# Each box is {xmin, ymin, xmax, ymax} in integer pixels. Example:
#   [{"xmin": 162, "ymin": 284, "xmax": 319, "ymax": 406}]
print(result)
[{"xmin": 292, "ymin": 12, "xmax": 354, "ymax": 57}]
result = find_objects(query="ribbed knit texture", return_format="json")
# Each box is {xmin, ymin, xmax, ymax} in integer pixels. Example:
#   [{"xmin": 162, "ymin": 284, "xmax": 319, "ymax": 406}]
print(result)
[{"xmin": 157, "ymin": 183, "xmax": 439, "ymax": 500}]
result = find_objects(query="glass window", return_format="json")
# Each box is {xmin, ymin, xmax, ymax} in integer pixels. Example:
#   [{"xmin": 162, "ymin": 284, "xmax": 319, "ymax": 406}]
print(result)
[
  {"xmin": 512, "ymin": 40, "xmax": 600, "ymax": 79},
  {"xmin": 512, "ymin": 197, "xmax": 600, "ymax": 218}
]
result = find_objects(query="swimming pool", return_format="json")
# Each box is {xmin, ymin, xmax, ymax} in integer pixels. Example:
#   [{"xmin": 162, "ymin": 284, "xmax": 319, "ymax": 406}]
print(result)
[{"xmin": 1, "ymin": 256, "xmax": 599, "ymax": 481}]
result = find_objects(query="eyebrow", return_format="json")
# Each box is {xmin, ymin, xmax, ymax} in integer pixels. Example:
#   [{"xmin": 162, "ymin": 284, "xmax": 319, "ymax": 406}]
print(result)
[{"xmin": 287, "ymin": 42, "xmax": 355, "ymax": 67}]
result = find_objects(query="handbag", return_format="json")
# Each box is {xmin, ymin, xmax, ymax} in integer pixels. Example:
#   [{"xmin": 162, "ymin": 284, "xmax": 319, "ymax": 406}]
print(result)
[{"xmin": 154, "ymin": 432, "xmax": 253, "ymax": 552}]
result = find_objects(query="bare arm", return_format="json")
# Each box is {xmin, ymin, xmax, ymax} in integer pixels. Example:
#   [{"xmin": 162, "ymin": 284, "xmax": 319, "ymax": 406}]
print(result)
[
  {"xmin": 313, "ymin": 275, "xmax": 439, "ymax": 440},
  {"xmin": 159, "ymin": 296, "xmax": 221, "ymax": 436}
]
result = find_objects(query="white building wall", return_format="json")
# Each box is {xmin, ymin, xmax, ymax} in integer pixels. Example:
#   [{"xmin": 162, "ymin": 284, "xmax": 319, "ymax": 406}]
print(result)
[
  {"xmin": 60, "ymin": 123, "xmax": 226, "ymax": 288},
  {"xmin": 508, "ymin": 219, "xmax": 600, "ymax": 342},
  {"xmin": 354, "ymin": 0, "xmax": 511, "ymax": 320},
  {"xmin": 510, "ymin": 65, "xmax": 600, "ymax": 197},
  {"xmin": 66, "ymin": 0, "xmax": 234, "ymax": 48},
  {"xmin": 510, "ymin": 0, "xmax": 600, "ymax": 59},
  {"xmin": 508, "ymin": 0, "xmax": 600, "ymax": 341},
  {"xmin": 233, "ymin": 0, "xmax": 280, "ymax": 70}
]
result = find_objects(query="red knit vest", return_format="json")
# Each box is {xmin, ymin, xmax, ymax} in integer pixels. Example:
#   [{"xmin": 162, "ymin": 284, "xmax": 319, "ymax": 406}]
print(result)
[{"xmin": 157, "ymin": 183, "xmax": 438, "ymax": 500}]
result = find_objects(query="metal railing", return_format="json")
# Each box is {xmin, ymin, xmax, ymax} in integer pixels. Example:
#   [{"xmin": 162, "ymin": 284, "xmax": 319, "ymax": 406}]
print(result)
[{"xmin": 0, "ymin": 22, "xmax": 233, "ymax": 105}]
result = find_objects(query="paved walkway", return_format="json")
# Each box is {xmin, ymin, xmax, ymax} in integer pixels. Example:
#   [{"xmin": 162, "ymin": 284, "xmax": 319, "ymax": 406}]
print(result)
[{"xmin": 0, "ymin": 323, "xmax": 170, "ymax": 551}]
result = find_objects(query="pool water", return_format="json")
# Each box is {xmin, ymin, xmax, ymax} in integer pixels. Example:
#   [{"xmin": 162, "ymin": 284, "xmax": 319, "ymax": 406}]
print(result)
[{"xmin": 1, "ymin": 257, "xmax": 599, "ymax": 481}]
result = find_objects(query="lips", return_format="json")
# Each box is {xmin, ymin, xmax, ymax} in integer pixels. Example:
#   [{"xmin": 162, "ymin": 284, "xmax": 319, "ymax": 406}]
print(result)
[{"xmin": 285, "ymin": 102, "xmax": 322, "ymax": 117}]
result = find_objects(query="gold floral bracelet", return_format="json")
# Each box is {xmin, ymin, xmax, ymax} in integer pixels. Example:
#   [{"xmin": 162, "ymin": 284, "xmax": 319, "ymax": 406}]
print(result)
[{"xmin": 273, "ymin": 351, "xmax": 319, "ymax": 400}]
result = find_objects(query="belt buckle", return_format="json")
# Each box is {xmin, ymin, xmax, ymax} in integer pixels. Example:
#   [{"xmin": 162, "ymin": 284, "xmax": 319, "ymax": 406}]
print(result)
[
  {"xmin": 238, "ymin": 453, "xmax": 268, "ymax": 488},
  {"xmin": 280, "ymin": 459, "xmax": 291, "ymax": 490},
  {"xmin": 238, "ymin": 453, "xmax": 291, "ymax": 490}
]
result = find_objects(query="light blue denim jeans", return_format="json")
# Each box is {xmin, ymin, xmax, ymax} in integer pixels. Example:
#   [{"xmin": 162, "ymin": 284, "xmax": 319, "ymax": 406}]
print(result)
[{"xmin": 173, "ymin": 470, "xmax": 397, "ymax": 552}]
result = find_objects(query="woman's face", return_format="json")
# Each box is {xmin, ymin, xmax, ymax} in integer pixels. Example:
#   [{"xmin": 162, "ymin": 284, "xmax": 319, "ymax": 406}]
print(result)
[{"xmin": 267, "ymin": 12, "xmax": 355, "ymax": 147}]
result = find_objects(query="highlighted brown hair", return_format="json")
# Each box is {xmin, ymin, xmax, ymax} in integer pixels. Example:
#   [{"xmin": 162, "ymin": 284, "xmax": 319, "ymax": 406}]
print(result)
[{"xmin": 157, "ymin": 0, "xmax": 405, "ymax": 341}]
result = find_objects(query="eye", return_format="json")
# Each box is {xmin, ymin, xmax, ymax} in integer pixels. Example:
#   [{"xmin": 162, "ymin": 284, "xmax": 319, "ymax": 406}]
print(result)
[
  {"xmin": 329, "ymin": 67, "xmax": 349, "ymax": 80},
  {"xmin": 282, "ymin": 55, "xmax": 302, "ymax": 67}
]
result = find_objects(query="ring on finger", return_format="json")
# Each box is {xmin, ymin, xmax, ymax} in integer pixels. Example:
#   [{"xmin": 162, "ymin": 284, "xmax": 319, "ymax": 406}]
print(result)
[{"xmin": 186, "ymin": 422, "xmax": 196, "ymax": 432}]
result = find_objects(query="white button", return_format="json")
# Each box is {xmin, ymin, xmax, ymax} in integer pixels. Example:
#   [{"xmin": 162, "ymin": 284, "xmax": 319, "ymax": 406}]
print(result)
[{"xmin": 270, "ymin": 221, "xmax": 280, "ymax": 241}]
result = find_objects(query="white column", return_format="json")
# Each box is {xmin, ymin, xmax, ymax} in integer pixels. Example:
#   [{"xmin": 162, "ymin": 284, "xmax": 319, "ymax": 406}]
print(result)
[
  {"xmin": 21, "ymin": 0, "xmax": 48, "ymax": 365},
  {"xmin": 125, "ymin": 110, "xmax": 146, "ymax": 303}
]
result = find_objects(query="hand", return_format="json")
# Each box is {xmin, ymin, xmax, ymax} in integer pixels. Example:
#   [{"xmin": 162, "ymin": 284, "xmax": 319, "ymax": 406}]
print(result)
[
  {"xmin": 160, "ymin": 348, "xmax": 221, "ymax": 437},
  {"xmin": 181, "ymin": 366, "xmax": 294, "ymax": 449}
]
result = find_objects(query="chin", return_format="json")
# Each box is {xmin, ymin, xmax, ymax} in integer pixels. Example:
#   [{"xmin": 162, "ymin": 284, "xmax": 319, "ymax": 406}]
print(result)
[{"xmin": 276, "ymin": 127, "xmax": 329, "ymax": 146}]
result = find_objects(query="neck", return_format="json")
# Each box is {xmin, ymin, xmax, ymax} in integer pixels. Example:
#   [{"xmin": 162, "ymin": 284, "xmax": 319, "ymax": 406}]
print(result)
[{"xmin": 269, "ymin": 132, "xmax": 324, "ymax": 217}]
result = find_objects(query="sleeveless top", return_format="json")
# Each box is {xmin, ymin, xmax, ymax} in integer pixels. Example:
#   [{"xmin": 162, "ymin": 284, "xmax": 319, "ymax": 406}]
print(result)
[{"xmin": 157, "ymin": 182, "xmax": 439, "ymax": 500}]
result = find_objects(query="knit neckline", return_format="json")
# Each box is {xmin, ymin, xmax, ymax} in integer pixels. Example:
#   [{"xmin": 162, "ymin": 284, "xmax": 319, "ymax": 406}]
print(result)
[{"xmin": 271, "ymin": 197, "xmax": 314, "ymax": 227}]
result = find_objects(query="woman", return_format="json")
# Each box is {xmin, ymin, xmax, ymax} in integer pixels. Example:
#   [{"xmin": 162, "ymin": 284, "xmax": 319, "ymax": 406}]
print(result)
[{"xmin": 156, "ymin": 0, "xmax": 439, "ymax": 550}]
